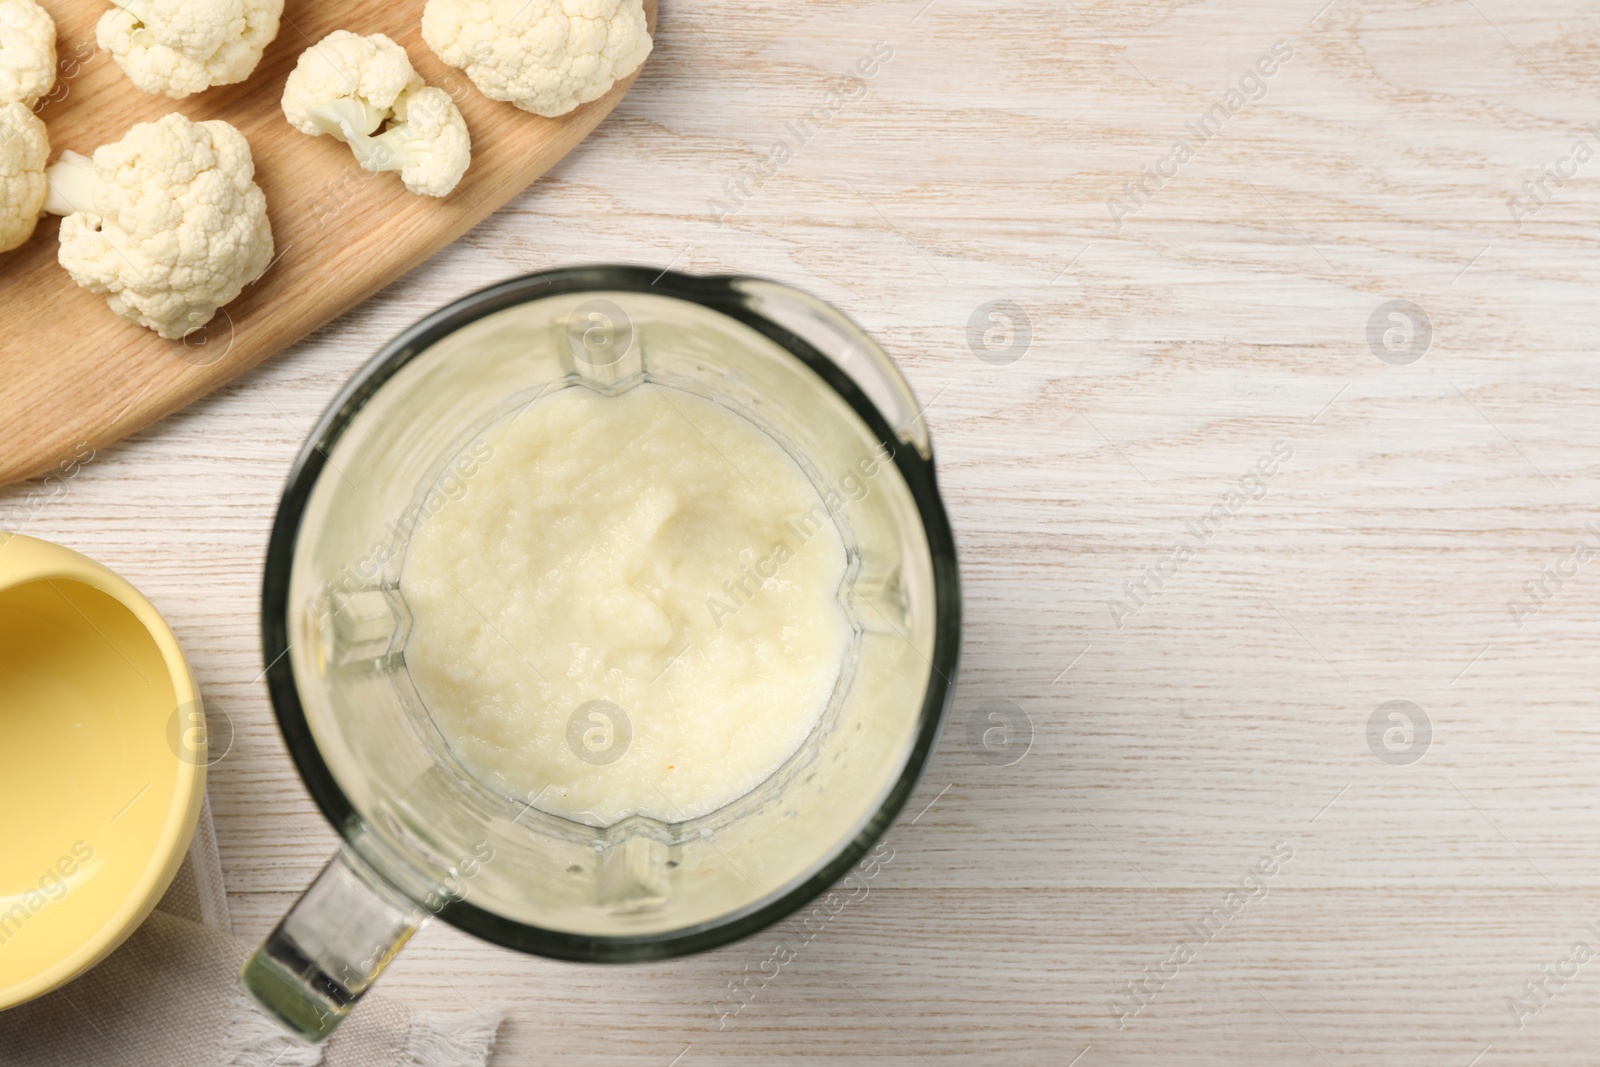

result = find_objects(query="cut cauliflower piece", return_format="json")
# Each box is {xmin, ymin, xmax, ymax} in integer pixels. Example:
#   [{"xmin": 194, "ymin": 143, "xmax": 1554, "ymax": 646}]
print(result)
[
  {"xmin": 97, "ymin": 0, "xmax": 284, "ymax": 99},
  {"xmin": 0, "ymin": 0, "xmax": 57, "ymax": 108},
  {"xmin": 282, "ymin": 31, "xmax": 471, "ymax": 198},
  {"xmin": 422, "ymin": 0, "xmax": 652, "ymax": 119},
  {"xmin": 0, "ymin": 101, "xmax": 48, "ymax": 252},
  {"xmin": 353, "ymin": 87, "xmax": 471, "ymax": 198},
  {"xmin": 281, "ymin": 31, "xmax": 419, "ymax": 139},
  {"xmin": 43, "ymin": 112, "xmax": 275, "ymax": 340}
]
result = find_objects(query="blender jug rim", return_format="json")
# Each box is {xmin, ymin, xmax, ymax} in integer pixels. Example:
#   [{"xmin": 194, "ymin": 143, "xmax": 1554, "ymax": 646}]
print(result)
[{"xmin": 260, "ymin": 265, "xmax": 963, "ymax": 961}]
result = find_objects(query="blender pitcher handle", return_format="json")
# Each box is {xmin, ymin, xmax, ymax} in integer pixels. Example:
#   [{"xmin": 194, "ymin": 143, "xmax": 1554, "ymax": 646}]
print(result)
[
  {"xmin": 239, "ymin": 844, "xmax": 428, "ymax": 1043},
  {"xmin": 726, "ymin": 277, "xmax": 935, "ymax": 461}
]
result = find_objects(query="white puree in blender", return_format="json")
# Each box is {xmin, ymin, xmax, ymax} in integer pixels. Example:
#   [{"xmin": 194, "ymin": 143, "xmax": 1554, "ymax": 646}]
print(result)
[{"xmin": 401, "ymin": 383, "xmax": 850, "ymax": 825}]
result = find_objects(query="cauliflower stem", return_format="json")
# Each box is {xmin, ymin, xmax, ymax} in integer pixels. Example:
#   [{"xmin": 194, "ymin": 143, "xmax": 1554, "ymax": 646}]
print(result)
[
  {"xmin": 350, "ymin": 126, "xmax": 423, "ymax": 173},
  {"xmin": 308, "ymin": 97, "xmax": 386, "ymax": 141},
  {"xmin": 345, "ymin": 91, "xmax": 458, "ymax": 179},
  {"xmin": 107, "ymin": 0, "xmax": 154, "ymax": 18},
  {"xmin": 105, "ymin": 1, "xmax": 171, "ymax": 53},
  {"xmin": 305, "ymin": 93, "xmax": 440, "ymax": 180},
  {"xmin": 42, "ymin": 150, "xmax": 97, "ymax": 218}
]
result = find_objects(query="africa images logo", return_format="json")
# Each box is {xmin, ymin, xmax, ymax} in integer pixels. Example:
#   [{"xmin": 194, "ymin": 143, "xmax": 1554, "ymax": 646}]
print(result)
[
  {"xmin": 1109, "ymin": 840, "xmax": 1294, "ymax": 1029},
  {"xmin": 1107, "ymin": 441, "xmax": 1293, "ymax": 628},
  {"xmin": 1107, "ymin": 41, "xmax": 1295, "ymax": 229}
]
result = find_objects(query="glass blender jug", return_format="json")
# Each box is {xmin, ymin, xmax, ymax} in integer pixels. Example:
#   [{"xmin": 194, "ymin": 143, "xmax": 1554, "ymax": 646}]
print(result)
[{"xmin": 244, "ymin": 266, "xmax": 961, "ymax": 1041}]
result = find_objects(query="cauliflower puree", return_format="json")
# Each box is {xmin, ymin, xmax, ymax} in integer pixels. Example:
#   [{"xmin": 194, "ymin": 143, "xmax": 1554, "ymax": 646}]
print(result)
[{"xmin": 401, "ymin": 384, "xmax": 851, "ymax": 825}]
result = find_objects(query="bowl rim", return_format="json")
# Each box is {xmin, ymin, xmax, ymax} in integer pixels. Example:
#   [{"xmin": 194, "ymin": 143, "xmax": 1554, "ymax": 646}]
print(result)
[
  {"xmin": 0, "ymin": 534, "xmax": 205, "ymax": 1009},
  {"xmin": 260, "ymin": 265, "xmax": 961, "ymax": 962}
]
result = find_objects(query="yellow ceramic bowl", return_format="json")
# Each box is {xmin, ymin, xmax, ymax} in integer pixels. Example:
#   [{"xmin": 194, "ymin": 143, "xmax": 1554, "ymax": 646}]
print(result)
[{"xmin": 0, "ymin": 534, "xmax": 204, "ymax": 1010}]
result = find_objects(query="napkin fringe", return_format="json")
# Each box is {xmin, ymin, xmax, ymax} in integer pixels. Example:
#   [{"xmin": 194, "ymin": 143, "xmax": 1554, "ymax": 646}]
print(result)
[
  {"xmin": 222, "ymin": 992, "xmax": 322, "ymax": 1067},
  {"xmin": 399, "ymin": 1010, "xmax": 504, "ymax": 1067}
]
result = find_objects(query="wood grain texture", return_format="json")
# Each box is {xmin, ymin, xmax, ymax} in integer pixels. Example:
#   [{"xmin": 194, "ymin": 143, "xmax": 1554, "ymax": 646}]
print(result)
[
  {"xmin": 0, "ymin": 0, "xmax": 655, "ymax": 487},
  {"xmin": 5, "ymin": 0, "xmax": 1600, "ymax": 1063}
]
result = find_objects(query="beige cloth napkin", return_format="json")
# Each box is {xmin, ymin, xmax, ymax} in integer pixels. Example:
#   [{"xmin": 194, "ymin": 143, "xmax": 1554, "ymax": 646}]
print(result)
[{"xmin": 0, "ymin": 798, "xmax": 502, "ymax": 1066}]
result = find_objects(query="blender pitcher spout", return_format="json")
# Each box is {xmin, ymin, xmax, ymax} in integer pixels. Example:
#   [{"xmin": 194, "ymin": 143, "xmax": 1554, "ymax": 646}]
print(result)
[
  {"xmin": 239, "ymin": 843, "xmax": 428, "ymax": 1043},
  {"xmin": 723, "ymin": 277, "xmax": 933, "ymax": 461}
]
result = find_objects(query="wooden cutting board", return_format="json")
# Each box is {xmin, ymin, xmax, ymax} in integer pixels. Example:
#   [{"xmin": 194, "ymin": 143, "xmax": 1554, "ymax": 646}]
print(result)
[{"xmin": 0, "ymin": 0, "xmax": 656, "ymax": 487}]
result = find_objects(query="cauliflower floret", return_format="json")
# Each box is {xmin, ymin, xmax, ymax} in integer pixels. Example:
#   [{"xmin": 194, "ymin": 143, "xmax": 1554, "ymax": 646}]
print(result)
[
  {"xmin": 98, "ymin": 0, "xmax": 284, "ymax": 99},
  {"xmin": 281, "ymin": 31, "xmax": 421, "ymax": 140},
  {"xmin": 422, "ymin": 0, "xmax": 652, "ymax": 119},
  {"xmin": 282, "ymin": 32, "xmax": 471, "ymax": 198},
  {"xmin": 0, "ymin": 0, "xmax": 57, "ymax": 108},
  {"xmin": 43, "ymin": 112, "xmax": 275, "ymax": 339},
  {"xmin": 0, "ymin": 101, "xmax": 48, "ymax": 251},
  {"xmin": 356, "ymin": 87, "xmax": 471, "ymax": 198}
]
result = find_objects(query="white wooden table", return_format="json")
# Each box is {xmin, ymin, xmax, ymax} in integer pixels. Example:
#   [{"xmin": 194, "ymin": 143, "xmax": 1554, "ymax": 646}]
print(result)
[{"xmin": 6, "ymin": 0, "xmax": 1599, "ymax": 1062}]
